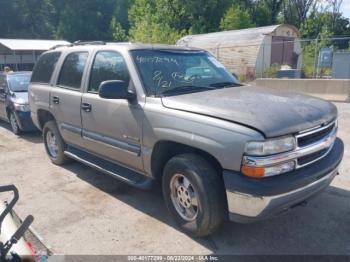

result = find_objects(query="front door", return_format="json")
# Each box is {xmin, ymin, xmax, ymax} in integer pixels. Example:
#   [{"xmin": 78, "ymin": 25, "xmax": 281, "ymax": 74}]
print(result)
[
  {"xmin": 51, "ymin": 51, "xmax": 89, "ymax": 147},
  {"xmin": 81, "ymin": 51, "xmax": 143, "ymax": 171},
  {"xmin": 0, "ymin": 75, "xmax": 8, "ymax": 120},
  {"xmin": 271, "ymin": 36, "xmax": 296, "ymax": 68}
]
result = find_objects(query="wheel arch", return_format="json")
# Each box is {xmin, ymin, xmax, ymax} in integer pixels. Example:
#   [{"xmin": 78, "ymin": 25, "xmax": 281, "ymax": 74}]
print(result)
[
  {"xmin": 151, "ymin": 140, "xmax": 223, "ymax": 182},
  {"xmin": 37, "ymin": 109, "xmax": 56, "ymax": 130}
]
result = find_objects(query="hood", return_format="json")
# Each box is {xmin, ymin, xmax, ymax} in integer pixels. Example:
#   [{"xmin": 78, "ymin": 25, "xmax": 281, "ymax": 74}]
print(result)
[
  {"xmin": 161, "ymin": 86, "xmax": 337, "ymax": 138},
  {"xmin": 10, "ymin": 92, "xmax": 29, "ymax": 105}
]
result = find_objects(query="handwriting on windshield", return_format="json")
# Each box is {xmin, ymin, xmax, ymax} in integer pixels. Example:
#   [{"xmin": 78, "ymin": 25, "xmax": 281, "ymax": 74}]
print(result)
[
  {"xmin": 136, "ymin": 56, "xmax": 179, "ymax": 66},
  {"xmin": 171, "ymin": 72, "xmax": 193, "ymax": 83},
  {"xmin": 153, "ymin": 71, "xmax": 171, "ymax": 88},
  {"xmin": 153, "ymin": 71, "xmax": 196, "ymax": 89}
]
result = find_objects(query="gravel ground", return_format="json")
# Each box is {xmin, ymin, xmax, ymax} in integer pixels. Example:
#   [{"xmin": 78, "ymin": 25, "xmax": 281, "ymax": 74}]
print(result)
[{"xmin": 0, "ymin": 102, "xmax": 349, "ymax": 255}]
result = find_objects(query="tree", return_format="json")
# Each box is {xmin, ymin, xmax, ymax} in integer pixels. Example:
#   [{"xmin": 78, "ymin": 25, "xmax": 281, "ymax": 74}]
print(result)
[
  {"xmin": 283, "ymin": 0, "xmax": 317, "ymax": 27},
  {"xmin": 302, "ymin": 10, "xmax": 350, "ymax": 38},
  {"xmin": 251, "ymin": 1, "xmax": 271, "ymax": 27},
  {"xmin": 112, "ymin": 0, "xmax": 133, "ymax": 33},
  {"xmin": 110, "ymin": 18, "xmax": 128, "ymax": 42},
  {"xmin": 264, "ymin": 0, "xmax": 283, "ymax": 24},
  {"xmin": 326, "ymin": 0, "xmax": 343, "ymax": 31},
  {"xmin": 55, "ymin": 0, "xmax": 117, "ymax": 41},
  {"xmin": 0, "ymin": 0, "xmax": 55, "ymax": 39},
  {"xmin": 220, "ymin": 5, "xmax": 255, "ymax": 30},
  {"xmin": 128, "ymin": 0, "xmax": 185, "ymax": 44}
]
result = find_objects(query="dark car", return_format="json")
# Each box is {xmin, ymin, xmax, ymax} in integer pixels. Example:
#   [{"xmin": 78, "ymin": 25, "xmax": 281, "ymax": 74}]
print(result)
[{"xmin": 0, "ymin": 71, "xmax": 37, "ymax": 134}]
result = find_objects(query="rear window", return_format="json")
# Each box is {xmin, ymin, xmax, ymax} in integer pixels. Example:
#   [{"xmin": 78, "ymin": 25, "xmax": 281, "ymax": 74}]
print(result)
[
  {"xmin": 31, "ymin": 52, "xmax": 61, "ymax": 84},
  {"xmin": 57, "ymin": 52, "xmax": 88, "ymax": 89}
]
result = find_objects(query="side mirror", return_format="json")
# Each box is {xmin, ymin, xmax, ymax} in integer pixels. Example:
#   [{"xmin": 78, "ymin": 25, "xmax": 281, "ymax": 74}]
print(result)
[{"xmin": 98, "ymin": 80, "xmax": 136, "ymax": 100}]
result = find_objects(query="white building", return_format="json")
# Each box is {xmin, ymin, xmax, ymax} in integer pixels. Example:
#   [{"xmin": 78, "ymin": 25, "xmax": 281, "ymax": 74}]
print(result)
[
  {"xmin": 177, "ymin": 25, "xmax": 301, "ymax": 80},
  {"xmin": 0, "ymin": 39, "xmax": 70, "ymax": 71}
]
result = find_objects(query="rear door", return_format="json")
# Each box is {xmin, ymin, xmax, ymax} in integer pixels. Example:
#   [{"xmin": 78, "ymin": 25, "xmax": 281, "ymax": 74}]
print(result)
[
  {"xmin": 51, "ymin": 51, "xmax": 89, "ymax": 147},
  {"xmin": 80, "ymin": 50, "xmax": 143, "ymax": 171},
  {"xmin": 0, "ymin": 75, "xmax": 7, "ymax": 120}
]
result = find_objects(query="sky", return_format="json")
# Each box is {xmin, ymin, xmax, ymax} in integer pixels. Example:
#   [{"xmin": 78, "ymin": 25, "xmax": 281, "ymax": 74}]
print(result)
[{"xmin": 341, "ymin": 1, "xmax": 350, "ymax": 18}]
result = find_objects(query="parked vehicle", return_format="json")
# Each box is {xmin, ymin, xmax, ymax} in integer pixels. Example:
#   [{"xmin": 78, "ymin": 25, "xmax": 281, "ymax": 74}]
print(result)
[
  {"xmin": 28, "ymin": 42, "xmax": 344, "ymax": 236},
  {"xmin": 0, "ymin": 72, "xmax": 37, "ymax": 135}
]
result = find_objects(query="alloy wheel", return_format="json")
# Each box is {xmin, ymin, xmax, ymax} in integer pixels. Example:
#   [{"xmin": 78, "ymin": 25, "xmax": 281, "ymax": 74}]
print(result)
[
  {"xmin": 46, "ymin": 130, "xmax": 59, "ymax": 158},
  {"xmin": 169, "ymin": 174, "xmax": 199, "ymax": 221}
]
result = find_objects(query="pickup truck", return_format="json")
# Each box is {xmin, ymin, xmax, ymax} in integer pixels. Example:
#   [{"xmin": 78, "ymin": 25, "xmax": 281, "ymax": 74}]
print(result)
[{"xmin": 28, "ymin": 42, "xmax": 344, "ymax": 236}]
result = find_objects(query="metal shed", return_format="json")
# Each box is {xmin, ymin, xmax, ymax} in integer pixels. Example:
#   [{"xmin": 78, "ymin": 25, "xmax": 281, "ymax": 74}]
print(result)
[
  {"xmin": 177, "ymin": 24, "xmax": 301, "ymax": 80},
  {"xmin": 0, "ymin": 39, "xmax": 70, "ymax": 71}
]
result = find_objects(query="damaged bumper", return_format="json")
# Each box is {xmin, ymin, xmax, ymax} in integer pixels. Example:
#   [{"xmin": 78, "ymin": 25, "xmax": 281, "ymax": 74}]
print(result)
[{"xmin": 223, "ymin": 138, "xmax": 344, "ymax": 223}]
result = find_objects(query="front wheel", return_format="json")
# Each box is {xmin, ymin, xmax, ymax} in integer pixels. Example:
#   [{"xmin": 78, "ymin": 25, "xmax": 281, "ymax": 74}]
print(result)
[
  {"xmin": 43, "ymin": 120, "xmax": 71, "ymax": 165},
  {"xmin": 162, "ymin": 154, "xmax": 227, "ymax": 237}
]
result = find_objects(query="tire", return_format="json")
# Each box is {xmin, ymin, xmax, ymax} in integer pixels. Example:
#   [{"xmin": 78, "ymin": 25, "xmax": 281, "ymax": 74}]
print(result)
[
  {"xmin": 162, "ymin": 153, "xmax": 227, "ymax": 237},
  {"xmin": 43, "ymin": 120, "xmax": 71, "ymax": 165},
  {"xmin": 9, "ymin": 111, "xmax": 21, "ymax": 135}
]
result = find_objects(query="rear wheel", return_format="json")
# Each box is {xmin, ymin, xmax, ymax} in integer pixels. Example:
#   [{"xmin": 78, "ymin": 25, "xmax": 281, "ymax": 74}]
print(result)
[
  {"xmin": 162, "ymin": 154, "xmax": 227, "ymax": 237},
  {"xmin": 9, "ymin": 111, "xmax": 21, "ymax": 135},
  {"xmin": 43, "ymin": 120, "xmax": 71, "ymax": 165}
]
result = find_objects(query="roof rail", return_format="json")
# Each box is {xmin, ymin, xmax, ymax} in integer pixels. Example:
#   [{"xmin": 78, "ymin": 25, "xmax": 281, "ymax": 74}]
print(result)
[
  {"xmin": 50, "ymin": 40, "xmax": 106, "ymax": 50},
  {"xmin": 50, "ymin": 43, "xmax": 73, "ymax": 50},
  {"xmin": 73, "ymin": 40, "xmax": 106, "ymax": 46}
]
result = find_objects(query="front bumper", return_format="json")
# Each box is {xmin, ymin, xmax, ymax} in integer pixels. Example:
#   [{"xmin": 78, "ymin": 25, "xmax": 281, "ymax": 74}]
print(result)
[
  {"xmin": 15, "ymin": 111, "xmax": 37, "ymax": 131},
  {"xmin": 223, "ymin": 138, "xmax": 344, "ymax": 223}
]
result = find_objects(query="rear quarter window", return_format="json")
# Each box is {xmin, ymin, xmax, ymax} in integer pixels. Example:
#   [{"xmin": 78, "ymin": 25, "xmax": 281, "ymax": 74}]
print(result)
[{"xmin": 31, "ymin": 52, "xmax": 61, "ymax": 84}]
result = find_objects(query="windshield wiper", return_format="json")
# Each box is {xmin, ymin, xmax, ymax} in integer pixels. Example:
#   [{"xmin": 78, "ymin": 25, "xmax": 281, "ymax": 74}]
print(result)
[
  {"xmin": 209, "ymin": 81, "xmax": 240, "ymax": 88},
  {"xmin": 160, "ymin": 85, "xmax": 213, "ymax": 96}
]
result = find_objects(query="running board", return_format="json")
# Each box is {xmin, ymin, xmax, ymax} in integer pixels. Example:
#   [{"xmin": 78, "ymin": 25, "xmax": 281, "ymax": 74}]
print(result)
[{"xmin": 64, "ymin": 145, "xmax": 153, "ymax": 190}]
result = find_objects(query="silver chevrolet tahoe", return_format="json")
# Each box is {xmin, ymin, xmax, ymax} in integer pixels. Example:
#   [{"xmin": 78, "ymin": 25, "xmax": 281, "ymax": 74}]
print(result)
[{"xmin": 28, "ymin": 42, "xmax": 344, "ymax": 236}]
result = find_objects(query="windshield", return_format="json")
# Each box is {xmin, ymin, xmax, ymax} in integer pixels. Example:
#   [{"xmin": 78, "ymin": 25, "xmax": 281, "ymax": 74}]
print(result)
[
  {"xmin": 131, "ymin": 50, "xmax": 240, "ymax": 96},
  {"xmin": 8, "ymin": 74, "xmax": 31, "ymax": 92}
]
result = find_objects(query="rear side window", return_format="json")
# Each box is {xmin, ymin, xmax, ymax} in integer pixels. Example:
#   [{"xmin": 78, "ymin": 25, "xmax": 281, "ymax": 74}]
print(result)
[
  {"xmin": 57, "ymin": 52, "xmax": 88, "ymax": 89},
  {"xmin": 31, "ymin": 52, "xmax": 61, "ymax": 84}
]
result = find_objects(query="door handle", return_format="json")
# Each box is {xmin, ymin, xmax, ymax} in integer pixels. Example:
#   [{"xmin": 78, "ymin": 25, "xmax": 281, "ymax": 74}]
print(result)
[
  {"xmin": 52, "ymin": 96, "xmax": 60, "ymax": 104},
  {"xmin": 81, "ymin": 103, "xmax": 92, "ymax": 112}
]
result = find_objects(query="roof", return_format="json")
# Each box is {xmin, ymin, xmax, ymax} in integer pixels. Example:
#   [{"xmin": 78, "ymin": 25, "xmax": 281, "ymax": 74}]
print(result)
[
  {"xmin": 111, "ymin": 43, "xmax": 204, "ymax": 51},
  {"xmin": 0, "ymin": 71, "xmax": 32, "ymax": 76},
  {"xmin": 177, "ymin": 24, "xmax": 300, "ymax": 48},
  {"xmin": 0, "ymin": 39, "xmax": 71, "ymax": 51},
  {"xmin": 51, "ymin": 42, "xmax": 204, "ymax": 51}
]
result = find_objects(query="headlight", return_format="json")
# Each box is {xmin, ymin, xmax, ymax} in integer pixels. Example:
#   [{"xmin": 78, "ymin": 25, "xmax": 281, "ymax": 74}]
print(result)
[
  {"xmin": 14, "ymin": 103, "xmax": 30, "ymax": 112},
  {"xmin": 245, "ymin": 136, "xmax": 296, "ymax": 156},
  {"xmin": 242, "ymin": 136, "xmax": 297, "ymax": 178}
]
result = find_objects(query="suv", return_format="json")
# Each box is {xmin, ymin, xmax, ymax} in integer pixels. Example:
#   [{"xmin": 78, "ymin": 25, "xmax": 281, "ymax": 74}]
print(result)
[
  {"xmin": 0, "ymin": 71, "xmax": 37, "ymax": 134},
  {"xmin": 29, "ymin": 42, "xmax": 344, "ymax": 236}
]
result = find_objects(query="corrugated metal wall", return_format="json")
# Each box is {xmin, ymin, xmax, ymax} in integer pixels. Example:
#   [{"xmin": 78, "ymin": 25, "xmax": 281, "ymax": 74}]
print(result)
[{"xmin": 177, "ymin": 25, "xmax": 301, "ymax": 80}]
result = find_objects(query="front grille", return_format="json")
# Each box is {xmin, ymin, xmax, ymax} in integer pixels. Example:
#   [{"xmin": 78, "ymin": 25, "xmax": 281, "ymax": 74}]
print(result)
[
  {"xmin": 297, "ymin": 148, "xmax": 329, "ymax": 166},
  {"xmin": 297, "ymin": 123, "xmax": 335, "ymax": 148}
]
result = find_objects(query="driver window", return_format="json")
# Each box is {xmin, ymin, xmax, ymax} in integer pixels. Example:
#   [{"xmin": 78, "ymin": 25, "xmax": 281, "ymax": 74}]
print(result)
[{"xmin": 88, "ymin": 51, "xmax": 130, "ymax": 93}]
